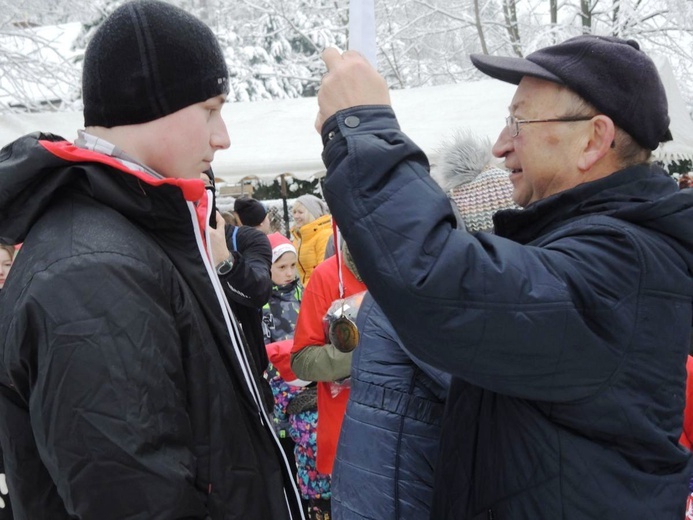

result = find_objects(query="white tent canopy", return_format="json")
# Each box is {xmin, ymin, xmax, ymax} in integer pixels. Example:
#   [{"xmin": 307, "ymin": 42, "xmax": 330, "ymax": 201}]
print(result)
[
  {"xmin": 0, "ymin": 59, "xmax": 691, "ymax": 185},
  {"xmin": 0, "ymin": 80, "xmax": 515, "ymax": 184}
]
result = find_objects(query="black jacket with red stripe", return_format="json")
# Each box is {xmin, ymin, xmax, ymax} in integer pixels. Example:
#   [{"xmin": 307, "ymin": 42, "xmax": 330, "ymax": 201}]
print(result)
[{"xmin": 0, "ymin": 133, "xmax": 303, "ymax": 520}]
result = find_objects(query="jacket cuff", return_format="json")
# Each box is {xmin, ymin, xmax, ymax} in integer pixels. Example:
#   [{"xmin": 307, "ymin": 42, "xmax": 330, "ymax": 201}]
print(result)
[{"xmin": 321, "ymin": 105, "xmax": 399, "ymax": 148}]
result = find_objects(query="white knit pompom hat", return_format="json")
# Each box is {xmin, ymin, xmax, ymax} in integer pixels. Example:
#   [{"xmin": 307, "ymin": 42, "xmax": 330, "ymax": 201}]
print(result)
[{"xmin": 432, "ymin": 129, "xmax": 517, "ymax": 233}]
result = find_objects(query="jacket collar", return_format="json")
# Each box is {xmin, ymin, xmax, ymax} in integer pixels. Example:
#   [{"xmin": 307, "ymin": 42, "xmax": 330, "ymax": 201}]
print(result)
[
  {"xmin": 292, "ymin": 213, "xmax": 331, "ymax": 240},
  {"xmin": 492, "ymin": 163, "xmax": 680, "ymax": 244}
]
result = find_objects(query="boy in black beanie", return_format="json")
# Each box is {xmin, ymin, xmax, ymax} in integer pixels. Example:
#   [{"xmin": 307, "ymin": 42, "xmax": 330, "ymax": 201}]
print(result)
[{"xmin": 0, "ymin": 1, "xmax": 303, "ymax": 518}]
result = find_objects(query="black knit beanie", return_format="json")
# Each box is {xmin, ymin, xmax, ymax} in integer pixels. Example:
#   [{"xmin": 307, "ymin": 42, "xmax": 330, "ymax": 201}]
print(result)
[
  {"xmin": 234, "ymin": 197, "xmax": 267, "ymax": 227},
  {"xmin": 82, "ymin": 0, "xmax": 230, "ymax": 128}
]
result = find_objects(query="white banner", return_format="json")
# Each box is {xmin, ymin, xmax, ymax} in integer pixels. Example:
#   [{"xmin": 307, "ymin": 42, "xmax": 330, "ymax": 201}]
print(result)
[{"xmin": 348, "ymin": 0, "xmax": 378, "ymax": 68}]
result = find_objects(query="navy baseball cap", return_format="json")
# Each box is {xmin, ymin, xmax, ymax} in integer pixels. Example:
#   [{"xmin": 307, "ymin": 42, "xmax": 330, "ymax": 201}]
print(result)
[{"xmin": 471, "ymin": 35, "xmax": 672, "ymax": 151}]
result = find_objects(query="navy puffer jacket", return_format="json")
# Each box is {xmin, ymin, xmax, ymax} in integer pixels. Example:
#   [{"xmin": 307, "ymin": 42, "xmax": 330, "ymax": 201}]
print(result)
[
  {"xmin": 332, "ymin": 294, "xmax": 449, "ymax": 519},
  {"xmin": 321, "ymin": 106, "xmax": 693, "ymax": 519}
]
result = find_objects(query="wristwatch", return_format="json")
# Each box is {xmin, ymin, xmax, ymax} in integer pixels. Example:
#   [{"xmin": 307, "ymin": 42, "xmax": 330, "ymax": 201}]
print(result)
[{"xmin": 216, "ymin": 254, "xmax": 235, "ymax": 276}]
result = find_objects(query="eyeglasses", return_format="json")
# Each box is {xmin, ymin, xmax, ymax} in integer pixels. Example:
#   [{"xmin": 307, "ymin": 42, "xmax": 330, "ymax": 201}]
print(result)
[{"xmin": 506, "ymin": 114, "xmax": 594, "ymax": 137}]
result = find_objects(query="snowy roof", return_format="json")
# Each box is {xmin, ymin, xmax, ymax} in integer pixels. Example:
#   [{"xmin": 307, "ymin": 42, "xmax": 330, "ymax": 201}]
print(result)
[{"xmin": 0, "ymin": 62, "xmax": 691, "ymax": 184}]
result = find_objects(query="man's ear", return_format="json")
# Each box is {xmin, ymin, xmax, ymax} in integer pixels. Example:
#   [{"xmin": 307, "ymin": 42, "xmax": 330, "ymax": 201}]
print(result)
[{"xmin": 577, "ymin": 115, "xmax": 616, "ymax": 171}]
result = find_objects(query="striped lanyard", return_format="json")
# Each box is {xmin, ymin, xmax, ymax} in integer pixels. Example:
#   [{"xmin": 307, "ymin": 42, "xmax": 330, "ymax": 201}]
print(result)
[{"xmin": 332, "ymin": 219, "xmax": 345, "ymax": 299}]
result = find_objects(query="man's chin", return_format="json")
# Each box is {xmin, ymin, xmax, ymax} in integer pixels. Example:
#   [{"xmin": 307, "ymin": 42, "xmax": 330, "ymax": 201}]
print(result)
[{"xmin": 511, "ymin": 187, "xmax": 530, "ymax": 208}]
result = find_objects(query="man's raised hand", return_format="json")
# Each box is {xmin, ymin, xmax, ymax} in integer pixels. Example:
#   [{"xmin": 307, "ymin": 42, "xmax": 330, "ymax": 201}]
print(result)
[{"xmin": 315, "ymin": 48, "xmax": 390, "ymax": 133}]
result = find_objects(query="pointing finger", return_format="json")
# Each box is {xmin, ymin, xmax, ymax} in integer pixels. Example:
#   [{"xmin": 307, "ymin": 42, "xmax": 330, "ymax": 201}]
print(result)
[
  {"xmin": 342, "ymin": 49, "xmax": 364, "ymax": 60},
  {"xmin": 322, "ymin": 47, "xmax": 343, "ymax": 71}
]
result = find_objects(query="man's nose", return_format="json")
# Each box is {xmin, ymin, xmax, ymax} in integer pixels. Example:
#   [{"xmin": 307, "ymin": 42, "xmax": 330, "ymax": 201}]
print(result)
[{"xmin": 492, "ymin": 125, "xmax": 512, "ymax": 158}]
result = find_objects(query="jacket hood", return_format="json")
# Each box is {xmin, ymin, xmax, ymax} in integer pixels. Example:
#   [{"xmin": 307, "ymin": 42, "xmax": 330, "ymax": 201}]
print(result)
[
  {"xmin": 589, "ymin": 167, "xmax": 693, "ymax": 246},
  {"xmin": 495, "ymin": 163, "xmax": 693, "ymax": 271},
  {"xmin": 0, "ymin": 133, "xmax": 207, "ymax": 245}
]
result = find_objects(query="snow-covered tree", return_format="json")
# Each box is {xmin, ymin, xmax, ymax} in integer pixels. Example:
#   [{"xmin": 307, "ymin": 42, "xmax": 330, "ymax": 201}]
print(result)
[
  {"xmin": 0, "ymin": 0, "xmax": 690, "ymax": 112},
  {"xmin": 0, "ymin": 23, "xmax": 82, "ymax": 111},
  {"xmin": 221, "ymin": 0, "xmax": 348, "ymax": 101}
]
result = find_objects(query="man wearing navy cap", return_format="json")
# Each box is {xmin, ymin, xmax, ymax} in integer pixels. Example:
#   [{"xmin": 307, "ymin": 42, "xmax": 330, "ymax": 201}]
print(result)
[{"xmin": 314, "ymin": 36, "xmax": 693, "ymax": 518}]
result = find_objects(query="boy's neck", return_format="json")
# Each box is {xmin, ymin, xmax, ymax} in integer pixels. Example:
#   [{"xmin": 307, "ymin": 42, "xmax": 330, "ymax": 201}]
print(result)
[{"xmin": 76, "ymin": 130, "xmax": 163, "ymax": 179}]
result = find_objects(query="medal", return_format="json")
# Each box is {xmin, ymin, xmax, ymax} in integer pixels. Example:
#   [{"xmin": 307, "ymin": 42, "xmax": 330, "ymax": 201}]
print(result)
[{"xmin": 330, "ymin": 315, "xmax": 360, "ymax": 353}]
